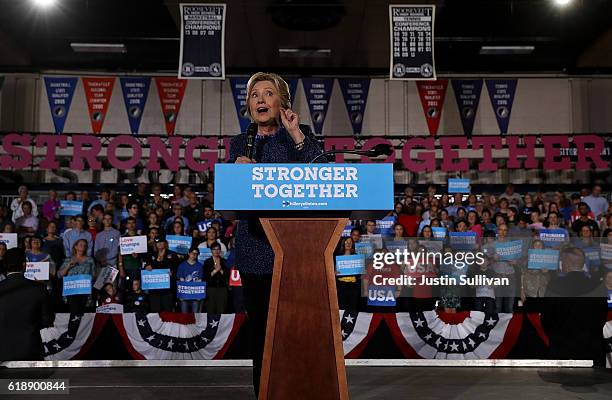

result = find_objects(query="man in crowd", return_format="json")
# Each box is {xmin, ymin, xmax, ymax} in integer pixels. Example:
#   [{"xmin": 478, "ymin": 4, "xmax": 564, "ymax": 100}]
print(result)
[
  {"xmin": 88, "ymin": 188, "xmax": 110, "ymax": 213},
  {"xmin": 164, "ymin": 203, "xmax": 189, "ymax": 233},
  {"xmin": 583, "ymin": 184, "xmax": 609, "ymax": 219},
  {"xmin": 572, "ymin": 202, "xmax": 600, "ymax": 236},
  {"xmin": 94, "ymin": 212, "xmax": 121, "ymax": 268},
  {"xmin": 121, "ymin": 201, "xmax": 144, "ymax": 234},
  {"xmin": 499, "ymin": 183, "xmax": 523, "ymax": 208},
  {"xmin": 0, "ymin": 248, "xmax": 52, "ymax": 361},
  {"xmin": 62, "ymin": 214, "xmax": 93, "ymax": 257}
]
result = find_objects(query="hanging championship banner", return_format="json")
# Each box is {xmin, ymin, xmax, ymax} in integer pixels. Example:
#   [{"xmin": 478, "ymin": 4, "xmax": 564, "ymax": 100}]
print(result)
[
  {"xmin": 178, "ymin": 3, "xmax": 225, "ymax": 79},
  {"xmin": 155, "ymin": 77, "xmax": 188, "ymax": 135},
  {"xmin": 43, "ymin": 77, "xmax": 78, "ymax": 134},
  {"xmin": 451, "ymin": 79, "xmax": 483, "ymax": 137},
  {"xmin": 120, "ymin": 77, "xmax": 151, "ymax": 135},
  {"xmin": 389, "ymin": 5, "xmax": 436, "ymax": 80},
  {"xmin": 486, "ymin": 79, "xmax": 518, "ymax": 135},
  {"xmin": 229, "ymin": 77, "xmax": 250, "ymax": 134},
  {"xmin": 302, "ymin": 79, "xmax": 333, "ymax": 134},
  {"xmin": 339, "ymin": 79, "xmax": 370, "ymax": 135},
  {"xmin": 82, "ymin": 77, "xmax": 116, "ymax": 134},
  {"xmin": 416, "ymin": 79, "xmax": 448, "ymax": 136}
]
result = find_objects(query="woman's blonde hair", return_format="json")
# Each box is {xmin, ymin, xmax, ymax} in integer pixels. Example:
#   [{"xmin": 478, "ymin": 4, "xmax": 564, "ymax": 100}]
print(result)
[
  {"xmin": 245, "ymin": 72, "xmax": 291, "ymax": 121},
  {"xmin": 72, "ymin": 238, "xmax": 88, "ymax": 256}
]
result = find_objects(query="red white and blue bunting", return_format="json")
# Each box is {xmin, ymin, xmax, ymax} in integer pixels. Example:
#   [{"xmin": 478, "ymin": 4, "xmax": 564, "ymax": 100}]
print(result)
[
  {"xmin": 340, "ymin": 310, "xmax": 382, "ymax": 357},
  {"xmin": 41, "ymin": 313, "xmax": 106, "ymax": 361},
  {"xmin": 37, "ymin": 312, "xmax": 611, "ymax": 364},
  {"xmin": 113, "ymin": 312, "xmax": 244, "ymax": 360},
  {"xmin": 385, "ymin": 311, "xmax": 522, "ymax": 359}
]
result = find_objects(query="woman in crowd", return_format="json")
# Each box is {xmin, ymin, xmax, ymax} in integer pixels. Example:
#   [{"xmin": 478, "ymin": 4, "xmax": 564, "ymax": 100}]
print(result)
[
  {"xmin": 177, "ymin": 247, "xmax": 205, "ymax": 313},
  {"xmin": 98, "ymin": 282, "xmax": 122, "ymax": 306},
  {"xmin": 144, "ymin": 238, "xmax": 180, "ymax": 312},
  {"xmin": 198, "ymin": 226, "xmax": 227, "ymax": 255},
  {"xmin": 467, "ymin": 210, "xmax": 483, "ymax": 238},
  {"xmin": 59, "ymin": 239, "xmax": 96, "ymax": 314},
  {"xmin": 203, "ymin": 242, "xmax": 229, "ymax": 314},
  {"xmin": 334, "ymin": 237, "xmax": 360, "ymax": 311},
  {"xmin": 520, "ymin": 239, "xmax": 552, "ymax": 312},
  {"xmin": 26, "ymin": 235, "xmax": 56, "ymax": 293}
]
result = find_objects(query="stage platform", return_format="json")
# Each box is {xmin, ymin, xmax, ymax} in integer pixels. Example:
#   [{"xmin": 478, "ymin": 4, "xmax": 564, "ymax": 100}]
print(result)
[{"xmin": 1, "ymin": 364, "xmax": 611, "ymax": 399}]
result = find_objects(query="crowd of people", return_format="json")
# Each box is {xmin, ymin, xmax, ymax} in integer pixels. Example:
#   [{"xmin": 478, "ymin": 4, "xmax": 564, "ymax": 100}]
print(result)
[
  {"xmin": 0, "ymin": 182, "xmax": 610, "ymax": 319},
  {"xmin": 335, "ymin": 183, "xmax": 612, "ymax": 315},
  {"xmin": 0, "ymin": 183, "xmax": 238, "ymax": 315}
]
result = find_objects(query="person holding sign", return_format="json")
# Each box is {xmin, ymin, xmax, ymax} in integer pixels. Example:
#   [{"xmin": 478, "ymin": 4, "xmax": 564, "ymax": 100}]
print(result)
[
  {"xmin": 229, "ymin": 72, "xmax": 324, "ymax": 394},
  {"xmin": 144, "ymin": 237, "xmax": 180, "ymax": 312},
  {"xmin": 58, "ymin": 239, "xmax": 96, "ymax": 314},
  {"xmin": 203, "ymin": 242, "xmax": 229, "ymax": 314},
  {"xmin": 177, "ymin": 247, "xmax": 205, "ymax": 313},
  {"xmin": 26, "ymin": 236, "xmax": 55, "ymax": 292},
  {"xmin": 334, "ymin": 237, "xmax": 360, "ymax": 311},
  {"xmin": 521, "ymin": 240, "xmax": 552, "ymax": 312}
]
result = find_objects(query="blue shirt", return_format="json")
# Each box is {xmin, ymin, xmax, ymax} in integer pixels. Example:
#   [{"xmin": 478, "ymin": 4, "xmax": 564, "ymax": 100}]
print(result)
[
  {"xmin": 94, "ymin": 228, "xmax": 121, "ymax": 266},
  {"xmin": 177, "ymin": 260, "xmax": 204, "ymax": 282},
  {"xmin": 62, "ymin": 229, "xmax": 93, "ymax": 257}
]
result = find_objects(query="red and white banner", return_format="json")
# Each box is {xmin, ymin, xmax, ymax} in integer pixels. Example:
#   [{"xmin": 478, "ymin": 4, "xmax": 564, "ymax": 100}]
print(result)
[
  {"xmin": 82, "ymin": 77, "xmax": 116, "ymax": 134},
  {"xmin": 112, "ymin": 312, "xmax": 244, "ymax": 360},
  {"xmin": 41, "ymin": 313, "xmax": 107, "ymax": 360},
  {"xmin": 385, "ymin": 311, "xmax": 522, "ymax": 359},
  {"xmin": 340, "ymin": 311, "xmax": 382, "ymax": 358},
  {"xmin": 416, "ymin": 80, "xmax": 448, "ymax": 136},
  {"xmin": 155, "ymin": 77, "xmax": 187, "ymax": 135}
]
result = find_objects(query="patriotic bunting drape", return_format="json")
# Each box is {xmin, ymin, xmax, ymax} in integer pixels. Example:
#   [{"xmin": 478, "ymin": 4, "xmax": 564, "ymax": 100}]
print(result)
[{"xmin": 38, "ymin": 312, "xmax": 611, "ymax": 365}]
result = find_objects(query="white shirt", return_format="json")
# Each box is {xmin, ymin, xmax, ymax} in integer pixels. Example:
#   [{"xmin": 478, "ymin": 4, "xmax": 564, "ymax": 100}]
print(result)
[{"xmin": 10, "ymin": 198, "xmax": 38, "ymax": 222}]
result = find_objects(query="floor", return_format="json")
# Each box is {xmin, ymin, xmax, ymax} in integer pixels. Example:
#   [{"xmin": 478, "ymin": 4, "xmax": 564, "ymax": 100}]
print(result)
[{"xmin": 0, "ymin": 366, "xmax": 611, "ymax": 399}]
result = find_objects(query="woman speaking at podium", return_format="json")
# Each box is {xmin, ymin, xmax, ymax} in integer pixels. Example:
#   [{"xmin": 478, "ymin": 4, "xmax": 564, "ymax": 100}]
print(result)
[{"xmin": 228, "ymin": 72, "xmax": 324, "ymax": 395}]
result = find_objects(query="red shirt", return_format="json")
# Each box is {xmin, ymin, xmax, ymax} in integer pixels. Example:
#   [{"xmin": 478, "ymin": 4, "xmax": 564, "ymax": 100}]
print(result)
[{"xmin": 398, "ymin": 214, "xmax": 421, "ymax": 237}]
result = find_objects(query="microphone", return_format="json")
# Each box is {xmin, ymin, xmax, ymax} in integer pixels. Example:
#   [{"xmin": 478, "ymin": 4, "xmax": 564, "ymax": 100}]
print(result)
[
  {"xmin": 309, "ymin": 143, "xmax": 394, "ymax": 163},
  {"xmin": 244, "ymin": 123, "xmax": 258, "ymax": 160}
]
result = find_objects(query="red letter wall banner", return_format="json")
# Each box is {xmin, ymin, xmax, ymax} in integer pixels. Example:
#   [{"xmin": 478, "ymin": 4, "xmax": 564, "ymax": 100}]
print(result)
[
  {"xmin": 82, "ymin": 77, "xmax": 116, "ymax": 134},
  {"xmin": 384, "ymin": 311, "xmax": 522, "ymax": 359},
  {"xmin": 41, "ymin": 313, "xmax": 109, "ymax": 361},
  {"xmin": 155, "ymin": 77, "xmax": 188, "ymax": 135},
  {"xmin": 340, "ymin": 310, "xmax": 382, "ymax": 358},
  {"xmin": 112, "ymin": 312, "xmax": 245, "ymax": 360},
  {"xmin": 416, "ymin": 80, "xmax": 449, "ymax": 136}
]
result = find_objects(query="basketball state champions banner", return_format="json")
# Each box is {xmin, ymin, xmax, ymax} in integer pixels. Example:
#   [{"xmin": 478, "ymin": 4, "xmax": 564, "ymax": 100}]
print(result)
[{"xmin": 179, "ymin": 3, "xmax": 226, "ymax": 79}]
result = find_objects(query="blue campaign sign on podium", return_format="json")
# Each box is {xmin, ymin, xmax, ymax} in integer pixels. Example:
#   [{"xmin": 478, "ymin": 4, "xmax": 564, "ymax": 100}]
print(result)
[{"xmin": 214, "ymin": 163, "xmax": 394, "ymax": 211}]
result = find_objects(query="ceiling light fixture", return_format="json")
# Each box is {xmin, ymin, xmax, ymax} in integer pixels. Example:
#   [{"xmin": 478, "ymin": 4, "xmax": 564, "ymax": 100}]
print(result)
[
  {"xmin": 553, "ymin": 0, "xmax": 573, "ymax": 7},
  {"xmin": 479, "ymin": 45, "xmax": 535, "ymax": 55},
  {"xmin": 70, "ymin": 43, "xmax": 127, "ymax": 53},
  {"xmin": 32, "ymin": 0, "xmax": 57, "ymax": 8},
  {"xmin": 278, "ymin": 48, "xmax": 331, "ymax": 58}
]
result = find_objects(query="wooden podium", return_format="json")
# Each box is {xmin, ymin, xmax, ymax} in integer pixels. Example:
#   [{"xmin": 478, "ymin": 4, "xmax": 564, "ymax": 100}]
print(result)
[
  {"xmin": 258, "ymin": 216, "xmax": 349, "ymax": 400},
  {"xmin": 214, "ymin": 163, "xmax": 393, "ymax": 400}
]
